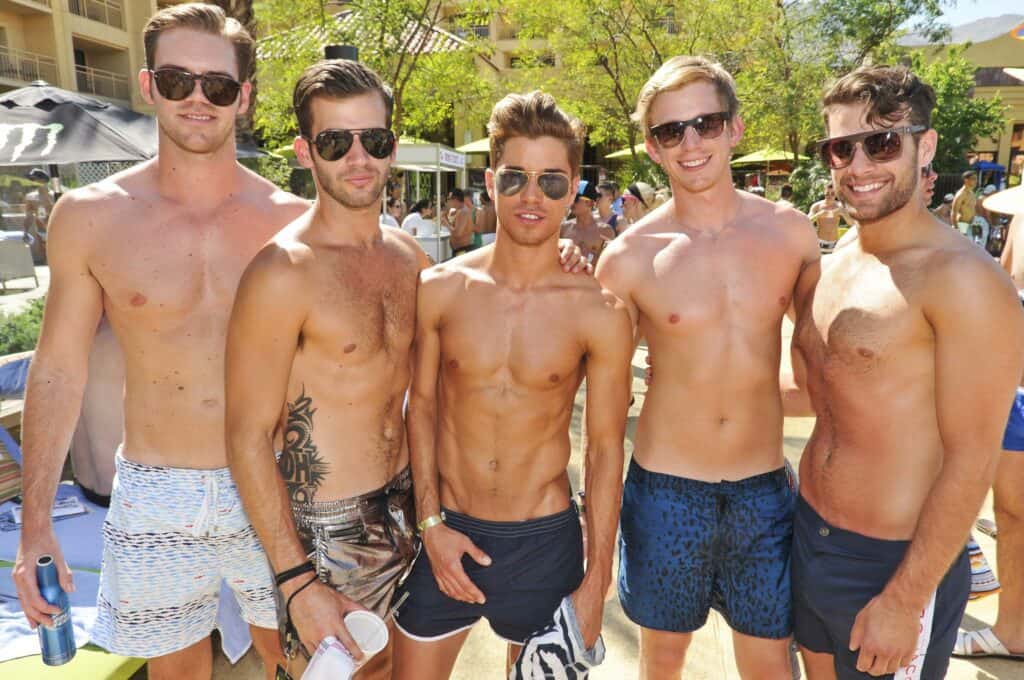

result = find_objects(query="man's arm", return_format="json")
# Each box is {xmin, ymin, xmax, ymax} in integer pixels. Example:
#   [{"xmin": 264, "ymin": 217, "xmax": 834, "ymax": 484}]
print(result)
[
  {"xmin": 574, "ymin": 292, "xmax": 633, "ymax": 648},
  {"xmin": 849, "ymin": 255, "xmax": 1024, "ymax": 675},
  {"xmin": 13, "ymin": 193, "xmax": 104, "ymax": 626},
  {"xmin": 781, "ymin": 217, "xmax": 821, "ymax": 417},
  {"xmin": 225, "ymin": 243, "xmax": 366, "ymax": 658}
]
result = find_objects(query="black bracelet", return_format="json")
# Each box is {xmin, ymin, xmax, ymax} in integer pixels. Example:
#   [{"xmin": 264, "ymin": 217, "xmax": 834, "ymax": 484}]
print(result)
[
  {"xmin": 275, "ymin": 560, "xmax": 315, "ymax": 587},
  {"xmin": 285, "ymin": 574, "xmax": 319, "ymax": 631}
]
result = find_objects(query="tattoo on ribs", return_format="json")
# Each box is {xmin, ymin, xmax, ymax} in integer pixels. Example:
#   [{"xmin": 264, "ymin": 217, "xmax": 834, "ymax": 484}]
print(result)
[{"xmin": 278, "ymin": 387, "xmax": 329, "ymax": 503}]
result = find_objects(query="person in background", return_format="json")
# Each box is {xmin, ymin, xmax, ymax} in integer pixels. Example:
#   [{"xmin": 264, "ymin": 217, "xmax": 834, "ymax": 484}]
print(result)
[
  {"xmin": 562, "ymin": 181, "xmax": 615, "ymax": 266},
  {"xmin": 618, "ymin": 181, "xmax": 655, "ymax": 232},
  {"xmin": 22, "ymin": 167, "xmax": 54, "ymax": 264},
  {"xmin": 402, "ymin": 199, "xmax": 436, "ymax": 236},
  {"xmin": 933, "ymin": 193, "xmax": 954, "ymax": 225},
  {"xmin": 777, "ymin": 184, "xmax": 795, "ymax": 208},
  {"xmin": 475, "ymin": 190, "xmax": 497, "ymax": 245},
  {"xmin": 952, "ymin": 170, "xmax": 978, "ymax": 237},
  {"xmin": 446, "ymin": 188, "xmax": 475, "ymax": 256},
  {"xmin": 381, "ymin": 196, "xmax": 403, "ymax": 228}
]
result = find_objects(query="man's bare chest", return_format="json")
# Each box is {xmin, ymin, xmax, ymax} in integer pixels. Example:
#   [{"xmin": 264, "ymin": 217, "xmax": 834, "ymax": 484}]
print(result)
[
  {"xmin": 636, "ymin": 238, "xmax": 799, "ymax": 335},
  {"xmin": 302, "ymin": 251, "xmax": 419, "ymax": 363},
  {"xmin": 796, "ymin": 260, "xmax": 925, "ymax": 376}
]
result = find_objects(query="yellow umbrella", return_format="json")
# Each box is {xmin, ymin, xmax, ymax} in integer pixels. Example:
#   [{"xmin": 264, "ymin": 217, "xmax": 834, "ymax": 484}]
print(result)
[
  {"xmin": 456, "ymin": 137, "xmax": 491, "ymax": 154},
  {"xmin": 604, "ymin": 143, "xmax": 647, "ymax": 160}
]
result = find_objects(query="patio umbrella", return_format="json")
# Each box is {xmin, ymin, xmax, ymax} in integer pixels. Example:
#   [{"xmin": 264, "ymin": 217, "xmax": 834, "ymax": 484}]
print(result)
[
  {"xmin": 605, "ymin": 143, "xmax": 647, "ymax": 160},
  {"xmin": 456, "ymin": 137, "xmax": 490, "ymax": 154},
  {"xmin": 0, "ymin": 81, "xmax": 264, "ymax": 167},
  {"xmin": 730, "ymin": 148, "xmax": 808, "ymax": 166}
]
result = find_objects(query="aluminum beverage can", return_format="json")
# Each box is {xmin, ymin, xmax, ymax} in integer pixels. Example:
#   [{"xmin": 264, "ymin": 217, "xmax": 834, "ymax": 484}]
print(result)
[{"xmin": 36, "ymin": 554, "xmax": 75, "ymax": 666}]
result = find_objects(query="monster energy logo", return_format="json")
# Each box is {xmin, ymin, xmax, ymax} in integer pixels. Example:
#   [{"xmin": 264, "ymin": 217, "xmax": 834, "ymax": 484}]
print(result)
[{"xmin": 0, "ymin": 123, "xmax": 63, "ymax": 162}]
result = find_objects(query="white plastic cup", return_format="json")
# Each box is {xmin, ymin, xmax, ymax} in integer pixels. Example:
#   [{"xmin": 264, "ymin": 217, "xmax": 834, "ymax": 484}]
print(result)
[{"xmin": 344, "ymin": 609, "xmax": 389, "ymax": 658}]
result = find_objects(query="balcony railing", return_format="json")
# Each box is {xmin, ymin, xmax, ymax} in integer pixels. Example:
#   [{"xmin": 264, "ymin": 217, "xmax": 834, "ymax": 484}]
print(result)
[
  {"xmin": 68, "ymin": 0, "xmax": 124, "ymax": 30},
  {"xmin": 75, "ymin": 63, "xmax": 130, "ymax": 100},
  {"xmin": 0, "ymin": 45, "xmax": 59, "ymax": 84}
]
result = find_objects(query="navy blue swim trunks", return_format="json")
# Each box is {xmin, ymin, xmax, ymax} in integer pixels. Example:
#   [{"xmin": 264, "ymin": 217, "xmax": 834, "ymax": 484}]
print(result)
[
  {"xmin": 792, "ymin": 496, "xmax": 969, "ymax": 679},
  {"xmin": 394, "ymin": 504, "xmax": 583, "ymax": 644},
  {"xmin": 1002, "ymin": 388, "xmax": 1024, "ymax": 451},
  {"xmin": 617, "ymin": 459, "xmax": 795, "ymax": 638}
]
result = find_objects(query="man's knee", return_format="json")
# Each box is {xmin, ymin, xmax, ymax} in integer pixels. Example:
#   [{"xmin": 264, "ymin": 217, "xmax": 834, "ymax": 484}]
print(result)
[
  {"xmin": 995, "ymin": 453, "xmax": 1024, "ymax": 520},
  {"xmin": 639, "ymin": 628, "xmax": 691, "ymax": 670},
  {"xmin": 147, "ymin": 638, "xmax": 213, "ymax": 680}
]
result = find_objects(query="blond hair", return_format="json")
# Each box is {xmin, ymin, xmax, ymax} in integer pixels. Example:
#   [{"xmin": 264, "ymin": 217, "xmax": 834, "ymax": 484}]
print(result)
[
  {"xmin": 633, "ymin": 56, "xmax": 740, "ymax": 136},
  {"xmin": 144, "ymin": 3, "xmax": 254, "ymax": 80},
  {"xmin": 488, "ymin": 91, "xmax": 585, "ymax": 176}
]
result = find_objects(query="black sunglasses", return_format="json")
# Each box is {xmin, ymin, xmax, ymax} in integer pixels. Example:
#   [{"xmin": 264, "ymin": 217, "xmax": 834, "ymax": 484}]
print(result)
[
  {"xmin": 494, "ymin": 169, "xmax": 571, "ymax": 201},
  {"xmin": 150, "ymin": 68, "xmax": 241, "ymax": 107},
  {"xmin": 306, "ymin": 128, "xmax": 396, "ymax": 161},
  {"xmin": 817, "ymin": 126, "xmax": 927, "ymax": 170},
  {"xmin": 648, "ymin": 112, "xmax": 730, "ymax": 148}
]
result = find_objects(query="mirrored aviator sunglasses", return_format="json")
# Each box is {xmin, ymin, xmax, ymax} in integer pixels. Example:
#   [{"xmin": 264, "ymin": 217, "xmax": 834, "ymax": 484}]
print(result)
[
  {"xmin": 494, "ymin": 169, "xmax": 571, "ymax": 200},
  {"xmin": 817, "ymin": 125, "xmax": 927, "ymax": 170},
  {"xmin": 649, "ymin": 112, "xmax": 729, "ymax": 148},
  {"xmin": 311, "ymin": 128, "xmax": 396, "ymax": 161},
  {"xmin": 151, "ymin": 68, "xmax": 241, "ymax": 107}
]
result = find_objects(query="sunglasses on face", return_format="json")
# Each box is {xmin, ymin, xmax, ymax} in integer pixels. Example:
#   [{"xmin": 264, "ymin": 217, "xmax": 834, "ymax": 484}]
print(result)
[
  {"xmin": 648, "ymin": 112, "xmax": 730, "ymax": 148},
  {"xmin": 150, "ymin": 68, "xmax": 241, "ymax": 107},
  {"xmin": 816, "ymin": 125, "xmax": 927, "ymax": 170},
  {"xmin": 306, "ymin": 128, "xmax": 396, "ymax": 162},
  {"xmin": 494, "ymin": 168, "xmax": 571, "ymax": 201}
]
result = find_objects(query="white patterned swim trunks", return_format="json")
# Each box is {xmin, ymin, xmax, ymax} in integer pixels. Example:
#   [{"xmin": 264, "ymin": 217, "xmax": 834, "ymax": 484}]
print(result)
[{"xmin": 91, "ymin": 453, "xmax": 277, "ymax": 658}]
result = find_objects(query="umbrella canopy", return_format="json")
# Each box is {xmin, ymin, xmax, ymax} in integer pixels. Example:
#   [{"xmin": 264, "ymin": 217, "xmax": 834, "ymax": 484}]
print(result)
[
  {"xmin": 0, "ymin": 81, "xmax": 263, "ymax": 165},
  {"xmin": 605, "ymin": 143, "xmax": 648, "ymax": 160},
  {"xmin": 730, "ymin": 148, "xmax": 808, "ymax": 166},
  {"xmin": 456, "ymin": 137, "xmax": 491, "ymax": 154}
]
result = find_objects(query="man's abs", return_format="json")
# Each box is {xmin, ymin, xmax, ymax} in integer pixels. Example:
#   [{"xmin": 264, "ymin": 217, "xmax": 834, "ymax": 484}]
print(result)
[{"xmin": 635, "ymin": 365, "xmax": 785, "ymax": 481}]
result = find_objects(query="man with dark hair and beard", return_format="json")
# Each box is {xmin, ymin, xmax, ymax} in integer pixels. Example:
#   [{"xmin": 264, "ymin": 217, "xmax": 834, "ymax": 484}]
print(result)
[
  {"xmin": 225, "ymin": 61, "xmax": 588, "ymax": 680},
  {"xmin": 789, "ymin": 65, "xmax": 1024, "ymax": 679}
]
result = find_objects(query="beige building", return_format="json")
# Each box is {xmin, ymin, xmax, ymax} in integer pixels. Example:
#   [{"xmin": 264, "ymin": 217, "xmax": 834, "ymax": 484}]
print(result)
[
  {"xmin": 0, "ymin": 1, "xmax": 187, "ymax": 113},
  {"xmin": 915, "ymin": 17, "xmax": 1024, "ymax": 183}
]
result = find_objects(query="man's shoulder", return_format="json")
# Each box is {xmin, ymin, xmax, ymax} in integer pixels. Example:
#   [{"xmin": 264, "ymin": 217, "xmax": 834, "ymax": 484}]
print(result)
[{"xmin": 238, "ymin": 168, "xmax": 310, "ymax": 218}]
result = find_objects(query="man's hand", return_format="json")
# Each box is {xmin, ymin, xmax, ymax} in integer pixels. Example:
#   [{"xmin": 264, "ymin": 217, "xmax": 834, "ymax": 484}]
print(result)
[
  {"xmin": 285, "ymin": 578, "xmax": 368, "ymax": 659},
  {"xmin": 849, "ymin": 593, "xmax": 921, "ymax": 676},
  {"xmin": 422, "ymin": 523, "xmax": 491, "ymax": 604},
  {"xmin": 570, "ymin": 579, "xmax": 605, "ymax": 650},
  {"xmin": 13, "ymin": 528, "xmax": 73, "ymax": 628},
  {"xmin": 558, "ymin": 239, "xmax": 592, "ymax": 274}
]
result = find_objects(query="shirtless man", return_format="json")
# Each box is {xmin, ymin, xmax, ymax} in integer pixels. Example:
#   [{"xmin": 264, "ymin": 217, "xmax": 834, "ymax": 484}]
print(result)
[
  {"xmin": 789, "ymin": 65, "xmax": 1024, "ymax": 679},
  {"xmin": 808, "ymin": 182, "xmax": 850, "ymax": 249},
  {"xmin": 596, "ymin": 56, "xmax": 820, "ymax": 680},
  {"xmin": 392, "ymin": 91, "xmax": 634, "ymax": 679},
  {"xmin": 561, "ymin": 182, "xmax": 615, "ymax": 266},
  {"xmin": 951, "ymin": 170, "xmax": 977, "ymax": 236},
  {"xmin": 12, "ymin": 5, "xmax": 310, "ymax": 679},
  {"xmin": 953, "ymin": 183, "xmax": 1024, "ymax": 661},
  {"xmin": 225, "ymin": 60, "xmax": 423, "ymax": 680},
  {"xmin": 446, "ymin": 188, "xmax": 476, "ymax": 255}
]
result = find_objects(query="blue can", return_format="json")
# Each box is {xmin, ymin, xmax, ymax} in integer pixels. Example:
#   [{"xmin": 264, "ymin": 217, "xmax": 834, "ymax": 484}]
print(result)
[{"xmin": 36, "ymin": 554, "xmax": 75, "ymax": 666}]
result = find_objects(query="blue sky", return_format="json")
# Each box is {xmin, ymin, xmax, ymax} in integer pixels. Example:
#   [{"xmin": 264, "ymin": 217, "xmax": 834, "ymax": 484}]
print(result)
[{"xmin": 941, "ymin": 0, "xmax": 1022, "ymax": 26}]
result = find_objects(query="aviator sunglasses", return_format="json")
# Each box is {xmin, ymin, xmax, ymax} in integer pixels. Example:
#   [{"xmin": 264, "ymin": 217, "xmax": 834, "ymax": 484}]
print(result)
[
  {"xmin": 494, "ymin": 168, "xmax": 572, "ymax": 201},
  {"xmin": 149, "ymin": 68, "xmax": 241, "ymax": 107},
  {"xmin": 817, "ymin": 126, "xmax": 927, "ymax": 170},
  {"xmin": 648, "ymin": 111, "xmax": 730, "ymax": 148},
  {"xmin": 305, "ymin": 128, "xmax": 396, "ymax": 162}
]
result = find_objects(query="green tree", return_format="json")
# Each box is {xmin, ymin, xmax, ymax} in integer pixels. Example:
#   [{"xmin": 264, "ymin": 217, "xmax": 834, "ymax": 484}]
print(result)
[
  {"xmin": 498, "ymin": 0, "xmax": 766, "ymax": 163},
  {"xmin": 816, "ymin": 0, "xmax": 951, "ymax": 67},
  {"xmin": 253, "ymin": 0, "xmax": 495, "ymax": 149},
  {"xmin": 912, "ymin": 46, "xmax": 1006, "ymax": 173}
]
